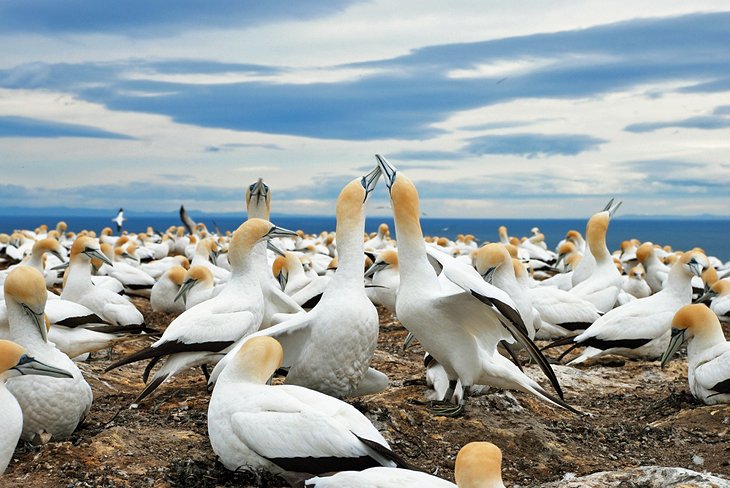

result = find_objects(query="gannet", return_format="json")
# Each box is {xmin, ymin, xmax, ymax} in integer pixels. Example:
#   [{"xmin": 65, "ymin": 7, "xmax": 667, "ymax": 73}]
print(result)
[
  {"xmin": 569, "ymin": 202, "xmax": 623, "ymax": 313},
  {"xmin": 306, "ymin": 441, "xmax": 505, "ymax": 488},
  {"xmin": 700, "ymin": 280, "xmax": 730, "ymax": 323},
  {"xmin": 112, "ymin": 208, "xmax": 126, "ymax": 232},
  {"xmin": 208, "ymin": 336, "xmax": 408, "ymax": 476},
  {"xmin": 243, "ymin": 177, "xmax": 304, "ymax": 329},
  {"xmin": 277, "ymin": 252, "xmax": 330, "ymax": 309},
  {"xmin": 474, "ymin": 243, "xmax": 537, "ymax": 339},
  {"xmin": 376, "ymin": 155, "xmax": 572, "ymax": 416},
  {"xmin": 364, "ymin": 249, "xmax": 400, "ymax": 314},
  {"xmin": 622, "ymin": 264, "xmax": 652, "ymax": 299},
  {"xmin": 210, "ymin": 167, "xmax": 387, "ymax": 398},
  {"xmin": 174, "ymin": 265, "xmax": 219, "ymax": 309},
  {"xmin": 105, "ymin": 219, "xmax": 297, "ymax": 404},
  {"xmin": 5, "ymin": 238, "xmax": 67, "ymax": 288},
  {"xmin": 0, "ymin": 340, "xmax": 73, "ymax": 473},
  {"xmin": 364, "ymin": 223, "xmax": 391, "ymax": 251},
  {"xmin": 4, "ymin": 267, "xmax": 93, "ymax": 442},
  {"xmin": 61, "ymin": 237, "xmax": 146, "ymax": 330},
  {"xmin": 108, "ymin": 246, "xmax": 155, "ymax": 298},
  {"xmin": 191, "ymin": 238, "xmax": 230, "ymax": 283},
  {"xmin": 150, "ymin": 265, "xmax": 187, "ymax": 313},
  {"xmin": 549, "ymin": 251, "xmax": 709, "ymax": 365},
  {"xmin": 141, "ymin": 254, "xmax": 189, "ymax": 280},
  {"xmin": 636, "ymin": 242, "xmax": 669, "ymax": 294},
  {"xmin": 661, "ymin": 304, "xmax": 730, "ymax": 405}
]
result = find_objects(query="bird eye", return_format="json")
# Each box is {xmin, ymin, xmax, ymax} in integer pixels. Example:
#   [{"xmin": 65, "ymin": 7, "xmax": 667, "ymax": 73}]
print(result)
[
  {"xmin": 17, "ymin": 354, "xmax": 32, "ymax": 365},
  {"xmin": 249, "ymin": 184, "xmax": 256, "ymax": 191}
]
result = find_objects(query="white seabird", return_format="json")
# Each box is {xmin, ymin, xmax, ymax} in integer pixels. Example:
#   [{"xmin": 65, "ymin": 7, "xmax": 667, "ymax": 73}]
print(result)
[
  {"xmin": 0, "ymin": 339, "xmax": 72, "ymax": 474},
  {"xmin": 4, "ymin": 267, "xmax": 93, "ymax": 442},
  {"xmin": 105, "ymin": 218, "xmax": 297, "ymax": 404},
  {"xmin": 208, "ymin": 336, "xmax": 409, "ymax": 477},
  {"xmin": 661, "ymin": 304, "xmax": 730, "ymax": 405},
  {"xmin": 210, "ymin": 166, "xmax": 388, "ymax": 398},
  {"xmin": 375, "ymin": 155, "xmax": 574, "ymax": 416},
  {"xmin": 548, "ymin": 251, "xmax": 709, "ymax": 365}
]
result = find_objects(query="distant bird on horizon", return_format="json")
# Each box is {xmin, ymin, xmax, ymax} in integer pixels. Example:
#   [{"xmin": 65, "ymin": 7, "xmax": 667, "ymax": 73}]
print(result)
[{"xmin": 112, "ymin": 208, "xmax": 126, "ymax": 233}]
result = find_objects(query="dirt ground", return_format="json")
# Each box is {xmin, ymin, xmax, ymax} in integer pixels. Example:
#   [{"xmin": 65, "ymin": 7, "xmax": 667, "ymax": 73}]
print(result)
[{"xmin": 3, "ymin": 298, "xmax": 729, "ymax": 487}]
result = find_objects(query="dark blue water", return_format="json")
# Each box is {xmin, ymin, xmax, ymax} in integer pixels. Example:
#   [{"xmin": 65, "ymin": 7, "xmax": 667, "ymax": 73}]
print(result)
[{"xmin": 1, "ymin": 214, "xmax": 728, "ymax": 261}]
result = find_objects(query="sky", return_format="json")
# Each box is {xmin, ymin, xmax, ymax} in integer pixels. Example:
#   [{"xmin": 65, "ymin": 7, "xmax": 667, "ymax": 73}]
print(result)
[{"xmin": 1, "ymin": 1, "xmax": 729, "ymax": 218}]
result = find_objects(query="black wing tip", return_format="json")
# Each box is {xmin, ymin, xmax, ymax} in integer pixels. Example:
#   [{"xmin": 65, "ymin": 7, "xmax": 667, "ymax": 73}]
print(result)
[
  {"xmin": 541, "ymin": 335, "xmax": 578, "ymax": 351},
  {"xmin": 105, "ymin": 346, "xmax": 160, "ymax": 372}
]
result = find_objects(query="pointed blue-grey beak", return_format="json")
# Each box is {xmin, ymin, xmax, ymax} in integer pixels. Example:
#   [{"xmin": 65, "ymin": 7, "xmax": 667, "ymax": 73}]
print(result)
[
  {"xmin": 84, "ymin": 247, "xmax": 113, "ymax": 267},
  {"xmin": 265, "ymin": 225, "xmax": 298, "ymax": 240},
  {"xmin": 267, "ymin": 240, "xmax": 286, "ymax": 257},
  {"xmin": 364, "ymin": 261, "xmax": 387, "ymax": 279},
  {"xmin": 660, "ymin": 328, "xmax": 686, "ymax": 368},
  {"xmin": 481, "ymin": 266, "xmax": 497, "ymax": 284},
  {"xmin": 11, "ymin": 354, "xmax": 73, "ymax": 379},
  {"xmin": 375, "ymin": 154, "xmax": 397, "ymax": 191},
  {"xmin": 248, "ymin": 178, "xmax": 269, "ymax": 206},
  {"xmin": 174, "ymin": 278, "xmax": 197, "ymax": 304},
  {"xmin": 360, "ymin": 166, "xmax": 382, "ymax": 202},
  {"xmin": 23, "ymin": 304, "xmax": 48, "ymax": 342}
]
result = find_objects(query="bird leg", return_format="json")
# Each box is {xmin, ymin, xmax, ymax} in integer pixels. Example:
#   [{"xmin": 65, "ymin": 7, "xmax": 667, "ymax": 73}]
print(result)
[
  {"xmin": 429, "ymin": 383, "xmax": 468, "ymax": 417},
  {"xmin": 412, "ymin": 379, "xmax": 468, "ymax": 417},
  {"xmin": 201, "ymin": 364, "xmax": 210, "ymax": 382}
]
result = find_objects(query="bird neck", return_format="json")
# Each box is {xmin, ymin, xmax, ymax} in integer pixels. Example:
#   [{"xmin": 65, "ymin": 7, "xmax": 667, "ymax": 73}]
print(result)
[
  {"xmin": 26, "ymin": 252, "xmax": 45, "ymax": 271},
  {"xmin": 663, "ymin": 263, "xmax": 693, "ymax": 298},
  {"xmin": 6, "ymin": 299, "xmax": 46, "ymax": 347},
  {"xmin": 393, "ymin": 215, "xmax": 436, "ymax": 285},
  {"xmin": 332, "ymin": 210, "xmax": 366, "ymax": 286},
  {"xmin": 64, "ymin": 256, "xmax": 93, "ymax": 293},
  {"xmin": 687, "ymin": 328, "xmax": 726, "ymax": 359}
]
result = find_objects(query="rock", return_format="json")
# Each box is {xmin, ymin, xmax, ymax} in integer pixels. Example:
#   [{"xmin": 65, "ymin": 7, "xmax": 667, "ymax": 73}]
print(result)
[{"xmin": 540, "ymin": 466, "xmax": 730, "ymax": 487}]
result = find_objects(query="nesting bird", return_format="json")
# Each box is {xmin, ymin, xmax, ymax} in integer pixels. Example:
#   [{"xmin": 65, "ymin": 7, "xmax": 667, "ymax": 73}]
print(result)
[
  {"xmin": 4, "ymin": 267, "xmax": 93, "ymax": 442},
  {"xmin": 661, "ymin": 304, "xmax": 730, "ymax": 405},
  {"xmin": 0, "ymin": 339, "xmax": 73, "ymax": 474},
  {"xmin": 208, "ymin": 336, "xmax": 408, "ymax": 477}
]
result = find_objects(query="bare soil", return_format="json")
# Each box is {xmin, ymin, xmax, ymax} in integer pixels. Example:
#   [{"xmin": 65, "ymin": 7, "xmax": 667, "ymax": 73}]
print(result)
[{"xmin": 3, "ymin": 298, "xmax": 729, "ymax": 487}]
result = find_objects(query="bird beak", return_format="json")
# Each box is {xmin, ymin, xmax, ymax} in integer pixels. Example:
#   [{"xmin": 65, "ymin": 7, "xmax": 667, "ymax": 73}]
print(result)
[
  {"xmin": 51, "ymin": 250, "xmax": 66, "ymax": 263},
  {"xmin": 695, "ymin": 289, "xmax": 717, "ymax": 304},
  {"xmin": 266, "ymin": 240, "xmax": 286, "ymax": 257},
  {"xmin": 375, "ymin": 154, "xmax": 397, "ymax": 191},
  {"xmin": 688, "ymin": 261, "xmax": 704, "ymax": 278},
  {"xmin": 555, "ymin": 254, "xmax": 565, "ymax": 268},
  {"xmin": 11, "ymin": 355, "xmax": 73, "ymax": 379},
  {"xmin": 249, "ymin": 178, "xmax": 269, "ymax": 206},
  {"xmin": 84, "ymin": 248, "xmax": 113, "ymax": 267},
  {"xmin": 174, "ymin": 279, "xmax": 197, "ymax": 304},
  {"xmin": 609, "ymin": 200, "xmax": 623, "ymax": 218},
  {"xmin": 277, "ymin": 271, "xmax": 288, "ymax": 291},
  {"xmin": 360, "ymin": 165, "xmax": 382, "ymax": 202},
  {"xmin": 122, "ymin": 252, "xmax": 140, "ymax": 263},
  {"xmin": 602, "ymin": 198, "xmax": 615, "ymax": 212},
  {"xmin": 266, "ymin": 225, "xmax": 298, "ymax": 240},
  {"xmin": 660, "ymin": 328, "xmax": 686, "ymax": 368},
  {"xmin": 364, "ymin": 261, "xmax": 386, "ymax": 279},
  {"xmin": 481, "ymin": 266, "xmax": 497, "ymax": 284},
  {"xmin": 403, "ymin": 331, "xmax": 417, "ymax": 351},
  {"xmin": 51, "ymin": 261, "xmax": 70, "ymax": 271},
  {"xmin": 23, "ymin": 304, "xmax": 48, "ymax": 342}
]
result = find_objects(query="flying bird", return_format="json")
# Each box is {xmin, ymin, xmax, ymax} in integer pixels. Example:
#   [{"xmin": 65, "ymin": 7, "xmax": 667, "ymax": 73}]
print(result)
[{"xmin": 112, "ymin": 208, "xmax": 126, "ymax": 233}]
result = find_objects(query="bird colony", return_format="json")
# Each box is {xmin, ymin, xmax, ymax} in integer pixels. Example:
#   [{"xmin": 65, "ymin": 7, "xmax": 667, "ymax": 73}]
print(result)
[{"xmin": 0, "ymin": 157, "xmax": 728, "ymax": 487}]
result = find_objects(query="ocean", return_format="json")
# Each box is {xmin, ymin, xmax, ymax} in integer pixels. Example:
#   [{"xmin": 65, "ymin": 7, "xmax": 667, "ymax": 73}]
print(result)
[{"xmin": 1, "ymin": 214, "xmax": 728, "ymax": 261}]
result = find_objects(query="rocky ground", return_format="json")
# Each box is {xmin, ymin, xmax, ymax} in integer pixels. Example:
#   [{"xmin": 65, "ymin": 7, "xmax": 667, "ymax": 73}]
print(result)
[{"xmin": 3, "ymin": 298, "xmax": 730, "ymax": 487}]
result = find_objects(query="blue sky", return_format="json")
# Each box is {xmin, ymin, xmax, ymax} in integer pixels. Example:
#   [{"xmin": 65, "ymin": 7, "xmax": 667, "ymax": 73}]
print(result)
[{"xmin": 1, "ymin": 1, "xmax": 729, "ymax": 217}]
